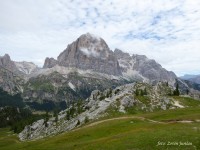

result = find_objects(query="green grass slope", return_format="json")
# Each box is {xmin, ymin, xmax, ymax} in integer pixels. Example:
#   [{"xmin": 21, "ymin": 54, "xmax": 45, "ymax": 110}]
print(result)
[{"xmin": 0, "ymin": 106, "xmax": 199, "ymax": 150}]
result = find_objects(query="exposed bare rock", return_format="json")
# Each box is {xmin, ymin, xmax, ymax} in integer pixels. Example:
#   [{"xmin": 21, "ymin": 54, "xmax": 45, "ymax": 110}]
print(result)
[
  {"xmin": 15, "ymin": 61, "xmax": 39, "ymax": 75},
  {"xmin": 43, "ymin": 57, "xmax": 58, "ymax": 68},
  {"xmin": 19, "ymin": 82, "xmax": 182, "ymax": 141},
  {"xmin": 120, "ymin": 95, "xmax": 135, "ymax": 107},
  {"xmin": 0, "ymin": 54, "xmax": 18, "ymax": 72},
  {"xmin": 114, "ymin": 49, "xmax": 177, "ymax": 84},
  {"xmin": 0, "ymin": 54, "xmax": 24, "ymax": 93},
  {"xmin": 44, "ymin": 33, "xmax": 122, "ymax": 76}
]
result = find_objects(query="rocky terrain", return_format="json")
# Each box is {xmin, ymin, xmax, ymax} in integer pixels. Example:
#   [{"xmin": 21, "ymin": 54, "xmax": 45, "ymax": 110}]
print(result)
[
  {"xmin": 19, "ymin": 81, "xmax": 192, "ymax": 141},
  {"xmin": 114, "ymin": 49, "xmax": 176, "ymax": 84},
  {"xmin": 15, "ymin": 61, "xmax": 39, "ymax": 75},
  {"xmin": 23, "ymin": 70, "xmax": 128, "ymax": 111},
  {"xmin": 0, "ymin": 54, "xmax": 24, "ymax": 94},
  {"xmin": 0, "ymin": 54, "xmax": 19, "ymax": 73},
  {"xmin": 44, "ymin": 33, "xmax": 122, "ymax": 76}
]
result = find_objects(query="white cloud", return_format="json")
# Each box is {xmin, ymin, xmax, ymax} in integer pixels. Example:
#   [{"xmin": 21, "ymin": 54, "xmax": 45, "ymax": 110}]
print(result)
[
  {"xmin": 0, "ymin": 0, "xmax": 200, "ymax": 76},
  {"xmin": 80, "ymin": 48, "xmax": 99, "ymax": 58}
]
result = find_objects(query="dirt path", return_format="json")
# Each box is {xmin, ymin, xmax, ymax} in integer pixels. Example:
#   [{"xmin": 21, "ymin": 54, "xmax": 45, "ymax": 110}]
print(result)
[
  {"xmin": 72, "ymin": 116, "xmax": 165, "ymax": 132},
  {"xmin": 87, "ymin": 116, "xmax": 166, "ymax": 127}
]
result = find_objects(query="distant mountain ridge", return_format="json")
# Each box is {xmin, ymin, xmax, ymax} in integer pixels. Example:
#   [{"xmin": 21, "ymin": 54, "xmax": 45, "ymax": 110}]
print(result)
[
  {"xmin": 180, "ymin": 74, "xmax": 200, "ymax": 80},
  {"xmin": 180, "ymin": 74, "xmax": 200, "ymax": 84}
]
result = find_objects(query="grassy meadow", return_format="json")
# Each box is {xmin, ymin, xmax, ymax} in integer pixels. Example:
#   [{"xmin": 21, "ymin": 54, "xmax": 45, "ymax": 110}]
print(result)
[{"xmin": 0, "ymin": 105, "xmax": 199, "ymax": 150}]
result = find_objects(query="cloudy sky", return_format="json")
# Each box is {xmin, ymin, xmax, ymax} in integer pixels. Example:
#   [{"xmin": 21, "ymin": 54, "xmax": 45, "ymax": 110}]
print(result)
[{"xmin": 0, "ymin": 0, "xmax": 200, "ymax": 76}]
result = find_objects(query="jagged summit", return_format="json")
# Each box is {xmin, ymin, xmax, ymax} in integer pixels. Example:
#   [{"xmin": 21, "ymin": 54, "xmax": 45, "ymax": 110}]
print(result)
[
  {"xmin": 14, "ymin": 61, "xmax": 39, "ymax": 75},
  {"xmin": 80, "ymin": 32, "xmax": 102, "ymax": 41},
  {"xmin": 43, "ymin": 33, "xmax": 122, "ymax": 76},
  {"xmin": 114, "ymin": 48, "xmax": 176, "ymax": 83},
  {"xmin": 0, "ymin": 54, "xmax": 18, "ymax": 71},
  {"xmin": 43, "ymin": 57, "xmax": 57, "ymax": 69}
]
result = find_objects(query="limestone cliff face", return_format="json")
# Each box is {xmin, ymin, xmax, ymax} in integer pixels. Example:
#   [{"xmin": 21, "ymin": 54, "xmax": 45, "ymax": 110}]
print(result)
[
  {"xmin": 0, "ymin": 54, "xmax": 18, "ymax": 72},
  {"xmin": 44, "ymin": 33, "xmax": 122, "ymax": 76},
  {"xmin": 0, "ymin": 54, "xmax": 24, "ymax": 93},
  {"xmin": 43, "ymin": 57, "xmax": 57, "ymax": 68},
  {"xmin": 15, "ymin": 61, "xmax": 39, "ymax": 75},
  {"xmin": 114, "ymin": 49, "xmax": 177, "ymax": 83}
]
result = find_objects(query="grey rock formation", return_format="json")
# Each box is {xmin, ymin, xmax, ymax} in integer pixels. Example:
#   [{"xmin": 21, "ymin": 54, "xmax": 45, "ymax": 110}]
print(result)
[
  {"xmin": 43, "ymin": 57, "xmax": 58, "ymax": 68},
  {"xmin": 22, "ymin": 71, "xmax": 128, "ymax": 110},
  {"xmin": 0, "ymin": 54, "xmax": 18, "ymax": 72},
  {"xmin": 19, "ymin": 119, "xmax": 45, "ymax": 140},
  {"xmin": 19, "ymin": 81, "xmax": 180, "ymax": 141},
  {"xmin": 42, "ymin": 34, "xmax": 177, "ymax": 82},
  {"xmin": 44, "ymin": 33, "xmax": 122, "ymax": 76},
  {"xmin": 114, "ymin": 49, "xmax": 177, "ymax": 83},
  {"xmin": 120, "ymin": 95, "xmax": 135, "ymax": 107},
  {"xmin": 0, "ymin": 54, "xmax": 24, "ymax": 93},
  {"xmin": 15, "ymin": 61, "xmax": 39, "ymax": 75},
  {"xmin": 0, "ymin": 67, "xmax": 24, "ymax": 94}
]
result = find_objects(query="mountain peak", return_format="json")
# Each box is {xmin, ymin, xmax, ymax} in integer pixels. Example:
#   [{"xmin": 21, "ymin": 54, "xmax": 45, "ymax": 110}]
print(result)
[
  {"xmin": 43, "ymin": 33, "xmax": 122, "ymax": 75},
  {"xmin": 43, "ymin": 57, "xmax": 57, "ymax": 68},
  {"xmin": 80, "ymin": 32, "xmax": 101, "ymax": 41},
  {"xmin": 0, "ymin": 54, "xmax": 11, "ymax": 62},
  {"xmin": 0, "ymin": 54, "xmax": 17, "ymax": 71},
  {"xmin": 76, "ymin": 33, "xmax": 109, "ymax": 57}
]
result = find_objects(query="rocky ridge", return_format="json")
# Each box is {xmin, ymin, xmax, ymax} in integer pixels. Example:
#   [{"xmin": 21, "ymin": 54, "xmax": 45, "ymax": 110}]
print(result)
[
  {"xmin": 19, "ymin": 81, "xmax": 185, "ymax": 141},
  {"xmin": 114, "ymin": 49, "xmax": 177, "ymax": 84},
  {"xmin": 0, "ymin": 54, "xmax": 25, "ymax": 93},
  {"xmin": 15, "ymin": 61, "xmax": 39, "ymax": 75},
  {"xmin": 0, "ymin": 54, "xmax": 19, "ymax": 73}
]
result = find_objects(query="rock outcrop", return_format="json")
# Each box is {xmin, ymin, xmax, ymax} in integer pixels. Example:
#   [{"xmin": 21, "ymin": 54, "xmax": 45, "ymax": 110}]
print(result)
[
  {"xmin": 0, "ymin": 54, "xmax": 18, "ymax": 72},
  {"xmin": 15, "ymin": 61, "xmax": 39, "ymax": 75},
  {"xmin": 0, "ymin": 54, "xmax": 24, "ymax": 93},
  {"xmin": 44, "ymin": 33, "xmax": 122, "ymax": 76},
  {"xmin": 19, "ymin": 81, "xmax": 180, "ymax": 141},
  {"xmin": 43, "ymin": 57, "xmax": 58, "ymax": 68},
  {"xmin": 114, "ymin": 49, "xmax": 177, "ymax": 84}
]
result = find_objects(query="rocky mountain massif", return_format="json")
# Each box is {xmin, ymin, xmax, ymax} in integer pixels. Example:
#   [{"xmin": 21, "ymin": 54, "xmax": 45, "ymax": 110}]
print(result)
[
  {"xmin": 0, "ymin": 33, "xmax": 200, "ymax": 111},
  {"xmin": 43, "ymin": 33, "xmax": 122, "ymax": 76}
]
